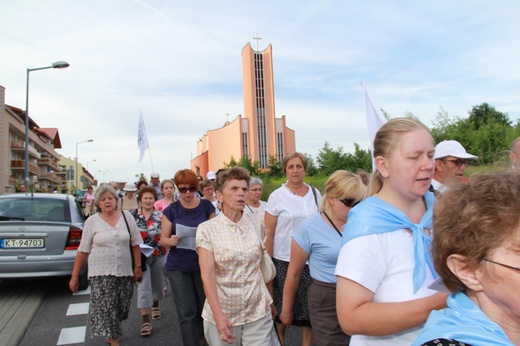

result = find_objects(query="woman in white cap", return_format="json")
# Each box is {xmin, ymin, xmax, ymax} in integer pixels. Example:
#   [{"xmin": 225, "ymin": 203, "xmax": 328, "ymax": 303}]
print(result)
[{"xmin": 119, "ymin": 182, "xmax": 139, "ymax": 211}]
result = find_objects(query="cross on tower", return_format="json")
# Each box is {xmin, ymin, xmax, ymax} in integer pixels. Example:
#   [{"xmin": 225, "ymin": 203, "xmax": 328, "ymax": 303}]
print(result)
[{"xmin": 253, "ymin": 33, "xmax": 262, "ymax": 51}]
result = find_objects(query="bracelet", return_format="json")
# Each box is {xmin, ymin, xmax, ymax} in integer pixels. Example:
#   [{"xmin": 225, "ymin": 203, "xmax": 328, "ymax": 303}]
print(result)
[{"xmin": 135, "ymin": 264, "xmax": 141, "ymax": 268}]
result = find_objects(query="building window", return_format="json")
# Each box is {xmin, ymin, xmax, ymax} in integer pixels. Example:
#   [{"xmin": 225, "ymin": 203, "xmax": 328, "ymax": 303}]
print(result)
[{"xmin": 254, "ymin": 53, "xmax": 268, "ymax": 168}]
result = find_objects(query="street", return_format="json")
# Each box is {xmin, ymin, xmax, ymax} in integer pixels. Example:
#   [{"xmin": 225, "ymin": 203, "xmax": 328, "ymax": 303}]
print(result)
[{"xmin": 2, "ymin": 277, "xmax": 306, "ymax": 346}]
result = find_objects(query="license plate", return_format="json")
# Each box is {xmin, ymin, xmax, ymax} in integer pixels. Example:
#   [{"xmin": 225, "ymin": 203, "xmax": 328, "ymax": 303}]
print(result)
[{"xmin": 0, "ymin": 238, "xmax": 45, "ymax": 248}]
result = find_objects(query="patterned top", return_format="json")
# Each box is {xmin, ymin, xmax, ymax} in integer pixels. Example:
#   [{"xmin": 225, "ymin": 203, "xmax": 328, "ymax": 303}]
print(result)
[
  {"xmin": 130, "ymin": 207, "xmax": 165, "ymax": 257},
  {"xmin": 78, "ymin": 211, "xmax": 143, "ymax": 277},
  {"xmin": 196, "ymin": 212, "xmax": 272, "ymax": 326}
]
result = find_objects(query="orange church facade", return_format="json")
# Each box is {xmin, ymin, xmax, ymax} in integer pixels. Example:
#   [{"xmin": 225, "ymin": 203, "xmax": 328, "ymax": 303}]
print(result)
[{"xmin": 191, "ymin": 42, "xmax": 296, "ymax": 178}]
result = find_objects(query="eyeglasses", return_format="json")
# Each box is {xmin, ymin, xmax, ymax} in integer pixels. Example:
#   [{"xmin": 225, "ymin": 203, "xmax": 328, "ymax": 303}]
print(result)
[
  {"xmin": 483, "ymin": 258, "xmax": 520, "ymax": 273},
  {"xmin": 338, "ymin": 197, "xmax": 361, "ymax": 208},
  {"xmin": 446, "ymin": 159, "xmax": 468, "ymax": 167},
  {"xmin": 178, "ymin": 186, "xmax": 198, "ymax": 193}
]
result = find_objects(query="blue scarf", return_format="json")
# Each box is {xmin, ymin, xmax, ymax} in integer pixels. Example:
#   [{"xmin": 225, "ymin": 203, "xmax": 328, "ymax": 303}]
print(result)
[
  {"xmin": 412, "ymin": 292, "xmax": 514, "ymax": 346},
  {"xmin": 342, "ymin": 192, "xmax": 437, "ymax": 293}
]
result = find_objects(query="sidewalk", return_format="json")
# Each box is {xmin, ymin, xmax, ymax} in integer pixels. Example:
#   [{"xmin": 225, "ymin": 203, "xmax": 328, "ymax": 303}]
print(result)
[{"xmin": 0, "ymin": 279, "xmax": 51, "ymax": 346}]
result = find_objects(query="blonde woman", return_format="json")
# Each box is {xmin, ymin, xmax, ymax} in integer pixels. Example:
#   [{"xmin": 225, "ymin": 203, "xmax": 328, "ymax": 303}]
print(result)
[
  {"xmin": 280, "ymin": 170, "xmax": 366, "ymax": 345},
  {"xmin": 335, "ymin": 118, "xmax": 448, "ymax": 345}
]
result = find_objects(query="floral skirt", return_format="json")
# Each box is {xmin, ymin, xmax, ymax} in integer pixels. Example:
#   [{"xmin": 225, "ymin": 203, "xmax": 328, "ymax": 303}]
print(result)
[
  {"xmin": 272, "ymin": 258, "xmax": 311, "ymax": 327},
  {"xmin": 89, "ymin": 276, "xmax": 134, "ymax": 339}
]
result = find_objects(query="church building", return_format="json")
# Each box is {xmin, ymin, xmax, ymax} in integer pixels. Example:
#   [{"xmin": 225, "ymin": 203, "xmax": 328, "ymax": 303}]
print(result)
[{"xmin": 190, "ymin": 41, "xmax": 296, "ymax": 178}]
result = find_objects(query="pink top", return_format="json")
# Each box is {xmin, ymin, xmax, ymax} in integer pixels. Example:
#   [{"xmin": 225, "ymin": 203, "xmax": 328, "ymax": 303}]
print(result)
[
  {"xmin": 154, "ymin": 199, "xmax": 172, "ymax": 212},
  {"xmin": 84, "ymin": 192, "xmax": 95, "ymax": 206}
]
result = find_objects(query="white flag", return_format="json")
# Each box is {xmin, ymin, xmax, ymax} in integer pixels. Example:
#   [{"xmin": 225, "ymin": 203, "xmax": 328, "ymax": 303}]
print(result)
[
  {"xmin": 361, "ymin": 82, "xmax": 387, "ymax": 170},
  {"xmin": 138, "ymin": 112, "xmax": 149, "ymax": 162}
]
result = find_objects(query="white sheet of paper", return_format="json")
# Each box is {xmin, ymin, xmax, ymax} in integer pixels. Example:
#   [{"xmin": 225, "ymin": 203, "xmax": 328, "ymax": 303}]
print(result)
[
  {"xmin": 140, "ymin": 244, "xmax": 155, "ymax": 257},
  {"xmin": 176, "ymin": 224, "xmax": 197, "ymax": 251},
  {"xmin": 427, "ymin": 277, "xmax": 450, "ymax": 293}
]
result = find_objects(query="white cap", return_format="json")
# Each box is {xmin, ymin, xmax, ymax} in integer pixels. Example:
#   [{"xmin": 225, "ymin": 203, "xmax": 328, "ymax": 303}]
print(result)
[
  {"xmin": 434, "ymin": 140, "xmax": 478, "ymax": 160},
  {"xmin": 151, "ymin": 172, "xmax": 160, "ymax": 178},
  {"xmin": 123, "ymin": 182, "xmax": 137, "ymax": 192},
  {"xmin": 206, "ymin": 171, "xmax": 216, "ymax": 180}
]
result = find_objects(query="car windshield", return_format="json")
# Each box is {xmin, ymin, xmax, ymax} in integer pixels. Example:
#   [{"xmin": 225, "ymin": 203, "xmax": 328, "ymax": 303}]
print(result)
[{"xmin": 0, "ymin": 198, "xmax": 70, "ymax": 222}]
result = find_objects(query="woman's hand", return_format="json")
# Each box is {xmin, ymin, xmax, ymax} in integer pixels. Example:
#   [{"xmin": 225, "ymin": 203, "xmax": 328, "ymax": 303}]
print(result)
[
  {"xmin": 169, "ymin": 235, "xmax": 180, "ymax": 247},
  {"xmin": 270, "ymin": 302, "xmax": 277, "ymax": 320},
  {"xmin": 69, "ymin": 276, "xmax": 79, "ymax": 293},
  {"xmin": 279, "ymin": 306, "xmax": 292, "ymax": 327},
  {"xmin": 133, "ymin": 267, "xmax": 143, "ymax": 282},
  {"xmin": 215, "ymin": 315, "xmax": 235, "ymax": 344}
]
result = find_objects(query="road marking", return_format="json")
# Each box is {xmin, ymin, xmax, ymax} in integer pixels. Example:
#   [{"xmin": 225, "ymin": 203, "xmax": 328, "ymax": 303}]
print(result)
[
  {"xmin": 66, "ymin": 302, "xmax": 90, "ymax": 316},
  {"xmin": 73, "ymin": 286, "xmax": 91, "ymax": 295},
  {"xmin": 57, "ymin": 326, "xmax": 87, "ymax": 345}
]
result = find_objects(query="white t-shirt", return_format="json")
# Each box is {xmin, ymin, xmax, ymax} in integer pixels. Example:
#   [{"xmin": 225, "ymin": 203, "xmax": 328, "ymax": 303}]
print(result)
[
  {"xmin": 266, "ymin": 183, "xmax": 321, "ymax": 261},
  {"xmin": 245, "ymin": 200, "xmax": 267, "ymax": 219},
  {"xmin": 335, "ymin": 230, "xmax": 437, "ymax": 346}
]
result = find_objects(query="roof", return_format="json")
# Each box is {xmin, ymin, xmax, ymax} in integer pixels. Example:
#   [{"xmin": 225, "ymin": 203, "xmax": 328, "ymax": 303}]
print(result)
[{"xmin": 37, "ymin": 128, "xmax": 62, "ymax": 148}]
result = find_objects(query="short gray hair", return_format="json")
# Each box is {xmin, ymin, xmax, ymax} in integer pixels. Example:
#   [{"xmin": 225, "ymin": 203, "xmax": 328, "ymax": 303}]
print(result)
[
  {"xmin": 249, "ymin": 177, "xmax": 263, "ymax": 187},
  {"xmin": 95, "ymin": 185, "xmax": 119, "ymax": 210}
]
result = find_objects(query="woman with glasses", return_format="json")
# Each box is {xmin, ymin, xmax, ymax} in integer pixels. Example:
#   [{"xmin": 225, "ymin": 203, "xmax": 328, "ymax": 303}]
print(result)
[
  {"xmin": 280, "ymin": 170, "xmax": 366, "ymax": 346},
  {"xmin": 335, "ymin": 118, "xmax": 448, "ymax": 345},
  {"xmin": 161, "ymin": 169, "xmax": 216, "ymax": 346},
  {"xmin": 245, "ymin": 177, "xmax": 267, "ymax": 218},
  {"xmin": 412, "ymin": 170, "xmax": 520, "ymax": 346},
  {"xmin": 265, "ymin": 152, "xmax": 321, "ymax": 346}
]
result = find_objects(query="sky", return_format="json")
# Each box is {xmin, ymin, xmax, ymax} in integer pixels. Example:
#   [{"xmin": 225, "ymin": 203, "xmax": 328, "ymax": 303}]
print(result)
[{"xmin": 1, "ymin": 1, "xmax": 520, "ymax": 183}]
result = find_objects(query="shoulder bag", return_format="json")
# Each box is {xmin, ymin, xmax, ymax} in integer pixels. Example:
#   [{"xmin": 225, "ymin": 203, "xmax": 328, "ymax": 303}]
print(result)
[
  {"xmin": 247, "ymin": 213, "xmax": 276, "ymax": 283},
  {"xmin": 122, "ymin": 211, "xmax": 147, "ymax": 272}
]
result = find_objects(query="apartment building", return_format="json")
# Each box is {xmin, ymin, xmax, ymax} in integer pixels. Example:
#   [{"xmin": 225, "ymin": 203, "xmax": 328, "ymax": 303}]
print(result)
[{"xmin": 0, "ymin": 85, "xmax": 64, "ymax": 194}]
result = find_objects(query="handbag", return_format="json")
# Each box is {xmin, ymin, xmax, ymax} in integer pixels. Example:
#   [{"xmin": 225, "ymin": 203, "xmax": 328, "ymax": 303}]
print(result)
[
  {"xmin": 122, "ymin": 211, "xmax": 147, "ymax": 272},
  {"xmin": 248, "ymin": 213, "xmax": 276, "ymax": 283},
  {"xmin": 77, "ymin": 260, "xmax": 89, "ymax": 291}
]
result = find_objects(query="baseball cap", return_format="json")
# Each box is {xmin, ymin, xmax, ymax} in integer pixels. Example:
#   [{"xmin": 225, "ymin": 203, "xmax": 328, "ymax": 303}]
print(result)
[
  {"xmin": 434, "ymin": 140, "xmax": 478, "ymax": 160},
  {"xmin": 207, "ymin": 171, "xmax": 216, "ymax": 180},
  {"xmin": 151, "ymin": 172, "xmax": 160, "ymax": 179}
]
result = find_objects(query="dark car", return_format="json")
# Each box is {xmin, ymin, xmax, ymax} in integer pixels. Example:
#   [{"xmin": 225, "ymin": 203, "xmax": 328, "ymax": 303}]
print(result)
[
  {"xmin": 76, "ymin": 189, "xmax": 88, "ymax": 204},
  {"xmin": 0, "ymin": 193, "xmax": 87, "ymax": 278}
]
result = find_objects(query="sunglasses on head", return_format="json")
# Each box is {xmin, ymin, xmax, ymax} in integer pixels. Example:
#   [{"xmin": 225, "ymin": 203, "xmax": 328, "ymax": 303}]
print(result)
[
  {"xmin": 338, "ymin": 197, "xmax": 361, "ymax": 208},
  {"xmin": 178, "ymin": 186, "xmax": 198, "ymax": 193}
]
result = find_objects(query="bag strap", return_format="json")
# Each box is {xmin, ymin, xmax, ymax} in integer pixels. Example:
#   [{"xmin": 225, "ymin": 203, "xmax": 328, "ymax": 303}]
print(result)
[
  {"xmin": 122, "ymin": 211, "xmax": 132, "ymax": 242},
  {"xmin": 311, "ymin": 186, "xmax": 319, "ymax": 209},
  {"xmin": 246, "ymin": 212, "xmax": 265, "ymax": 251}
]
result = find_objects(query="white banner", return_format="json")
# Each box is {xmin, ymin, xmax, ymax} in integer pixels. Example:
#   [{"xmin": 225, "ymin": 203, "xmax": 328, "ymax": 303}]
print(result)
[{"xmin": 138, "ymin": 112, "xmax": 149, "ymax": 162}]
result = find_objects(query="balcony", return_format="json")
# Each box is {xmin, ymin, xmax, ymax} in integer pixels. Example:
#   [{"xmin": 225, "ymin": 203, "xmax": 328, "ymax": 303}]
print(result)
[
  {"xmin": 39, "ymin": 172, "xmax": 64, "ymax": 184},
  {"xmin": 10, "ymin": 160, "xmax": 41, "ymax": 175},
  {"xmin": 10, "ymin": 142, "xmax": 41, "ymax": 159},
  {"xmin": 38, "ymin": 158, "xmax": 61, "ymax": 172}
]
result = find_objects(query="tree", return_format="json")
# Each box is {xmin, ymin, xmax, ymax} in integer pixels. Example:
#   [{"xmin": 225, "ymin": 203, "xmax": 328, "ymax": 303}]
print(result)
[
  {"xmin": 316, "ymin": 141, "xmax": 346, "ymax": 175},
  {"xmin": 267, "ymin": 155, "xmax": 284, "ymax": 178},
  {"xmin": 303, "ymin": 153, "xmax": 319, "ymax": 176},
  {"xmin": 431, "ymin": 104, "xmax": 515, "ymax": 165},
  {"xmin": 223, "ymin": 155, "xmax": 260, "ymax": 176},
  {"xmin": 467, "ymin": 103, "xmax": 511, "ymax": 130}
]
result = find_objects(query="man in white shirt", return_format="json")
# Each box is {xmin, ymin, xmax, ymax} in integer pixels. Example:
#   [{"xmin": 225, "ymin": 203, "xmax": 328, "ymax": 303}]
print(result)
[
  {"xmin": 432, "ymin": 140, "xmax": 478, "ymax": 194},
  {"xmin": 149, "ymin": 172, "xmax": 163, "ymax": 199},
  {"xmin": 509, "ymin": 137, "xmax": 520, "ymax": 169}
]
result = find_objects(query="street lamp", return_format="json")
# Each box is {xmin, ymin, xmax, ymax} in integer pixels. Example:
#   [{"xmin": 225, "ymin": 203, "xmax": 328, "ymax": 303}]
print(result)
[
  {"xmin": 86, "ymin": 159, "xmax": 97, "ymax": 172},
  {"xmin": 24, "ymin": 61, "xmax": 70, "ymax": 186},
  {"xmin": 102, "ymin": 170, "xmax": 110, "ymax": 183},
  {"xmin": 76, "ymin": 139, "xmax": 93, "ymax": 191}
]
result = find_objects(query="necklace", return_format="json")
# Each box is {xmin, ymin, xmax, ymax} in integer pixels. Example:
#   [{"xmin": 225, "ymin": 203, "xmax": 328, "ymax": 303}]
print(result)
[{"xmin": 322, "ymin": 212, "xmax": 343, "ymax": 237}]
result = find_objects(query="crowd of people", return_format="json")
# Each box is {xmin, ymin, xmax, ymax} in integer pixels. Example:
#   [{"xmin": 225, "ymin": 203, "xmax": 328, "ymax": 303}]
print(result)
[{"xmin": 67, "ymin": 121, "xmax": 520, "ymax": 345}]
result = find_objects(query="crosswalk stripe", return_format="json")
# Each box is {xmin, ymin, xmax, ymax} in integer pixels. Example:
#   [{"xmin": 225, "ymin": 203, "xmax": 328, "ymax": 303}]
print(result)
[
  {"xmin": 57, "ymin": 326, "xmax": 87, "ymax": 345},
  {"xmin": 66, "ymin": 303, "xmax": 90, "ymax": 316}
]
